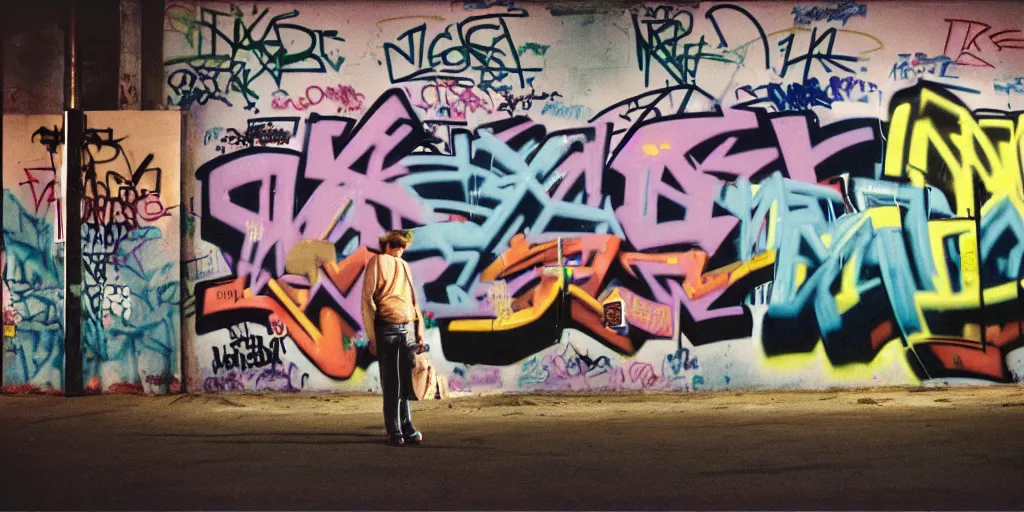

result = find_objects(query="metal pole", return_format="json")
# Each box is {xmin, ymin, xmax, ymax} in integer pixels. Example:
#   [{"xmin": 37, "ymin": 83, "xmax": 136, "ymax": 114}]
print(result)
[
  {"xmin": 64, "ymin": 0, "xmax": 85, "ymax": 396},
  {"xmin": 556, "ymin": 236, "xmax": 565, "ymax": 345},
  {"xmin": 179, "ymin": 115, "xmax": 187, "ymax": 393},
  {"xmin": 67, "ymin": 0, "xmax": 79, "ymax": 110},
  {"xmin": 1, "ymin": 5, "xmax": 6, "ymax": 389},
  {"xmin": 974, "ymin": 179, "xmax": 987, "ymax": 352},
  {"xmin": 64, "ymin": 110, "xmax": 85, "ymax": 397}
]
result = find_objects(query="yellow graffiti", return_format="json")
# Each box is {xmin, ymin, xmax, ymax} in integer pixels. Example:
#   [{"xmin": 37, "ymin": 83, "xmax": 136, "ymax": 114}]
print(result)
[
  {"xmin": 569, "ymin": 284, "xmax": 605, "ymax": 314},
  {"xmin": 885, "ymin": 88, "xmax": 1024, "ymax": 218},
  {"xmin": 760, "ymin": 337, "xmax": 920, "ymax": 384},
  {"xmin": 873, "ymin": 88, "xmax": 1024, "ymax": 359},
  {"xmin": 268, "ymin": 279, "xmax": 324, "ymax": 340},
  {"xmin": 722, "ymin": 250, "xmax": 776, "ymax": 286},
  {"xmin": 910, "ymin": 221, "xmax": 979, "ymax": 346},
  {"xmin": 448, "ymin": 273, "xmax": 564, "ymax": 332},
  {"xmin": 757, "ymin": 87, "xmax": 1024, "ymax": 381},
  {"xmin": 642, "ymin": 143, "xmax": 673, "ymax": 156}
]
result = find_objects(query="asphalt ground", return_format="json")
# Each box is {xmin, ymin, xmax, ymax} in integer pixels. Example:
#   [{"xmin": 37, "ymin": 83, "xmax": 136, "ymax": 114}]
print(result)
[{"xmin": 2, "ymin": 385, "xmax": 1023, "ymax": 510}]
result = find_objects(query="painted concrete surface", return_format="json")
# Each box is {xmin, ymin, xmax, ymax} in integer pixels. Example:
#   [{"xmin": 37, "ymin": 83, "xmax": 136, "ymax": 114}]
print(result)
[
  {"xmin": 2, "ymin": 385, "xmax": 1023, "ymax": 510},
  {"xmin": 7, "ymin": 0, "xmax": 1024, "ymax": 396},
  {"xmin": 164, "ymin": 1, "xmax": 1024, "ymax": 394},
  {"xmin": 2, "ymin": 112, "xmax": 182, "ymax": 394}
]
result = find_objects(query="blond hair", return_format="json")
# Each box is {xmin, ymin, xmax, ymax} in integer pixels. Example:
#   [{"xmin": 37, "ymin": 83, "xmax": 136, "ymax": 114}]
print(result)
[{"xmin": 378, "ymin": 230, "xmax": 414, "ymax": 252}]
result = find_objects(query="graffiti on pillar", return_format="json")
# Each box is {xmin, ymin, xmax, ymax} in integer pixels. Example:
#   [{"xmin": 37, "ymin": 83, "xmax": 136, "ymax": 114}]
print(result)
[
  {"xmin": 2, "ymin": 188, "xmax": 64, "ymax": 393},
  {"xmin": 4, "ymin": 115, "xmax": 66, "ymax": 393},
  {"xmin": 2, "ymin": 112, "xmax": 182, "ymax": 394}
]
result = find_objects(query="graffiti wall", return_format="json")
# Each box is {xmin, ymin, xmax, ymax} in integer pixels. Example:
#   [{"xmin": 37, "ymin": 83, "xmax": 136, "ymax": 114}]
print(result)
[
  {"xmin": 2, "ymin": 116, "xmax": 65, "ymax": 393},
  {"xmin": 166, "ymin": 0, "xmax": 1024, "ymax": 393},
  {"xmin": 2, "ymin": 112, "xmax": 182, "ymax": 394}
]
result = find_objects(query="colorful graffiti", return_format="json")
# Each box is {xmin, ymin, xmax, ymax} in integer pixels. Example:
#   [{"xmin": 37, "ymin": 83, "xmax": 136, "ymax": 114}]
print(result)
[
  {"xmin": 165, "ymin": 1, "xmax": 1024, "ymax": 393},
  {"xmin": 186, "ymin": 80, "xmax": 1024, "ymax": 386},
  {"xmin": 2, "ymin": 113, "xmax": 182, "ymax": 394},
  {"xmin": 2, "ymin": 189, "xmax": 64, "ymax": 393}
]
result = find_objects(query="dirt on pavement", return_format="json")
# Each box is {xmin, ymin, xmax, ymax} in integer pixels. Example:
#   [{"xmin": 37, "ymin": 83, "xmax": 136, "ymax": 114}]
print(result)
[{"xmin": 2, "ymin": 385, "xmax": 1023, "ymax": 510}]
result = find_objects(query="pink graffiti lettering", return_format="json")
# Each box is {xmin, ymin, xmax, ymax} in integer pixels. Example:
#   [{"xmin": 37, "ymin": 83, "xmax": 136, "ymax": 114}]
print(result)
[
  {"xmin": 271, "ymin": 84, "xmax": 366, "ymax": 113},
  {"xmin": 616, "ymin": 288, "xmax": 674, "ymax": 338},
  {"xmin": 198, "ymin": 90, "xmax": 429, "ymax": 293},
  {"xmin": 469, "ymin": 366, "xmax": 503, "ymax": 388},
  {"xmin": 81, "ymin": 190, "xmax": 170, "ymax": 228},
  {"xmin": 627, "ymin": 361, "xmax": 659, "ymax": 389},
  {"xmin": 411, "ymin": 80, "xmax": 495, "ymax": 120}
]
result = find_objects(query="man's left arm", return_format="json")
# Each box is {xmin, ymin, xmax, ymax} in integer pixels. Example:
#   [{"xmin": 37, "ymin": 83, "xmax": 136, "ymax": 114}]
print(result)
[
  {"xmin": 406, "ymin": 260, "xmax": 426, "ymax": 345},
  {"xmin": 362, "ymin": 256, "xmax": 379, "ymax": 355}
]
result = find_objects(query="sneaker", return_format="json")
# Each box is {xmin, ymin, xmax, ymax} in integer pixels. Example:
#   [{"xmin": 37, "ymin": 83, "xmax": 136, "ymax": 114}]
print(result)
[
  {"xmin": 386, "ymin": 434, "xmax": 406, "ymax": 447},
  {"xmin": 403, "ymin": 431, "xmax": 423, "ymax": 445}
]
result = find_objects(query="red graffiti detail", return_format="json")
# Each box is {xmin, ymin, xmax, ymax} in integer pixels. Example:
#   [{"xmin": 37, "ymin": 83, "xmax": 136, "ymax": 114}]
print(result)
[
  {"xmin": 412, "ymin": 80, "xmax": 494, "ymax": 120},
  {"xmin": 0, "ymin": 384, "xmax": 63, "ymax": 395},
  {"xmin": 271, "ymin": 84, "xmax": 366, "ymax": 113},
  {"xmin": 943, "ymin": 19, "xmax": 1024, "ymax": 67}
]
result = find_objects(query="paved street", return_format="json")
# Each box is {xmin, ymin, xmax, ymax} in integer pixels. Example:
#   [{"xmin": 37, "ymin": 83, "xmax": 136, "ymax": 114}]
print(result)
[{"xmin": 2, "ymin": 386, "xmax": 1024, "ymax": 510}]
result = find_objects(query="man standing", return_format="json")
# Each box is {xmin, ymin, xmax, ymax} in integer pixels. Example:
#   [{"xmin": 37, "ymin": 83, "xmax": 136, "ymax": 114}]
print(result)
[{"xmin": 361, "ymin": 230, "xmax": 426, "ymax": 446}]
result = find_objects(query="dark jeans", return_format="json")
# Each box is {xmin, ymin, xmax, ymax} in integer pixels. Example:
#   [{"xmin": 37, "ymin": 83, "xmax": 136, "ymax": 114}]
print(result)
[{"xmin": 376, "ymin": 321, "xmax": 418, "ymax": 437}]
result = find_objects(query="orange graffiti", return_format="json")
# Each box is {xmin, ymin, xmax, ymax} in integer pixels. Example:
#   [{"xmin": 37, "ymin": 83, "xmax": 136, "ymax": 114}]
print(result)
[{"xmin": 199, "ymin": 248, "xmax": 376, "ymax": 379}]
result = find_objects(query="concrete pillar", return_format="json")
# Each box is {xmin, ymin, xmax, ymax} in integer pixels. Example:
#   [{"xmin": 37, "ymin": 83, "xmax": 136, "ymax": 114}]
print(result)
[
  {"xmin": 140, "ymin": 0, "xmax": 165, "ymax": 110},
  {"xmin": 118, "ymin": 0, "xmax": 141, "ymax": 110},
  {"xmin": 2, "ymin": 2, "xmax": 66, "ymax": 114}
]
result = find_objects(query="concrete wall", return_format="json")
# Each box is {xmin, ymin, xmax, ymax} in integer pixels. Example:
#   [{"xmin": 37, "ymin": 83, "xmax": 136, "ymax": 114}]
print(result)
[
  {"xmin": 166, "ymin": 0, "xmax": 1024, "ymax": 393},
  {"xmin": 2, "ymin": 111, "xmax": 183, "ymax": 393},
  {"xmin": 2, "ymin": 116, "xmax": 65, "ymax": 392},
  {"xmin": 1, "ymin": 0, "xmax": 181, "ymax": 394},
  {"xmin": 2, "ymin": 2, "xmax": 66, "ymax": 115}
]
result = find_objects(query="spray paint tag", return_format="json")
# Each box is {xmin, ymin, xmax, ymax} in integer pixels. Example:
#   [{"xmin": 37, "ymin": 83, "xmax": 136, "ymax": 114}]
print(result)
[{"xmin": 3, "ymin": 325, "xmax": 15, "ymax": 338}]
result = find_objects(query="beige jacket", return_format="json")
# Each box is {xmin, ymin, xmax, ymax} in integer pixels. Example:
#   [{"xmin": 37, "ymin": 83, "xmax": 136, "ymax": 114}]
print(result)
[{"xmin": 361, "ymin": 253, "xmax": 424, "ymax": 345}]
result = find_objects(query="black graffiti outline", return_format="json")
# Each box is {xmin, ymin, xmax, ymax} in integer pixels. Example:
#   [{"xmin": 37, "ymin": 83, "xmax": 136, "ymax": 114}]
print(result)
[
  {"xmin": 383, "ymin": 7, "xmax": 540, "ymax": 91},
  {"xmin": 165, "ymin": 6, "xmax": 346, "ymax": 110}
]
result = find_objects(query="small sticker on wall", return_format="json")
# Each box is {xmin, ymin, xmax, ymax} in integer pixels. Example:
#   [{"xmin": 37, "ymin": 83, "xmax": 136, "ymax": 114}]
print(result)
[{"xmin": 3, "ymin": 325, "xmax": 16, "ymax": 338}]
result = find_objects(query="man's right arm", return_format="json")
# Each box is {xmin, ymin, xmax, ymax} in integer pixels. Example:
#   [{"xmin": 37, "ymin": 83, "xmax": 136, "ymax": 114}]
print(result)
[{"xmin": 361, "ymin": 256, "xmax": 378, "ymax": 354}]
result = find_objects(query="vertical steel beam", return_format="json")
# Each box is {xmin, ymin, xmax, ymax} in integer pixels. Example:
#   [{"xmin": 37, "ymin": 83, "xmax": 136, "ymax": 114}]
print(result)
[
  {"xmin": 179, "ymin": 114, "xmax": 188, "ymax": 393},
  {"xmin": 974, "ymin": 178, "xmax": 987, "ymax": 352},
  {"xmin": 63, "ymin": 110, "xmax": 85, "ymax": 397},
  {"xmin": 63, "ymin": 0, "xmax": 85, "ymax": 396},
  {"xmin": 0, "ymin": 3, "xmax": 6, "ymax": 388},
  {"xmin": 67, "ymin": 0, "xmax": 79, "ymax": 110}
]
